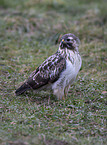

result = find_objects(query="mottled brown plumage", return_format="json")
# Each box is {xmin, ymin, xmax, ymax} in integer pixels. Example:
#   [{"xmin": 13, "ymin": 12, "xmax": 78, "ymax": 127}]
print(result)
[
  {"xmin": 15, "ymin": 51, "xmax": 66, "ymax": 95},
  {"xmin": 15, "ymin": 33, "xmax": 82, "ymax": 99}
]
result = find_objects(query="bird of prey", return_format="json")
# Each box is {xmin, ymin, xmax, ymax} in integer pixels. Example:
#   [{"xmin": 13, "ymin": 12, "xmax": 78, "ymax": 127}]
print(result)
[{"xmin": 15, "ymin": 33, "xmax": 82, "ymax": 99}]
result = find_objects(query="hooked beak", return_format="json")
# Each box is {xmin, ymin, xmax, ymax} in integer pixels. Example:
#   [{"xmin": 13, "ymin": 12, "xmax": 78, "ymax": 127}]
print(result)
[{"xmin": 62, "ymin": 39, "xmax": 64, "ymax": 42}]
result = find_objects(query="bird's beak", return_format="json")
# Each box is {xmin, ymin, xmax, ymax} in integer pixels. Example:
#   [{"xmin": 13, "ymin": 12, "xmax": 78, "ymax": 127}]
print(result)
[
  {"xmin": 61, "ymin": 39, "xmax": 66, "ymax": 44},
  {"xmin": 62, "ymin": 39, "xmax": 64, "ymax": 42}
]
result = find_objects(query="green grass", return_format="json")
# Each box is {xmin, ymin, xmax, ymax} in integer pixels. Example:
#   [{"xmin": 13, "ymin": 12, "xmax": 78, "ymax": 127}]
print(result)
[{"xmin": 0, "ymin": 0, "xmax": 107, "ymax": 144}]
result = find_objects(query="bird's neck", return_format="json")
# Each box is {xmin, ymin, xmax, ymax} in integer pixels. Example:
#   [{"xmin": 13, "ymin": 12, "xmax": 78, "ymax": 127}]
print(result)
[
  {"xmin": 58, "ymin": 47, "xmax": 80, "ymax": 64},
  {"xmin": 58, "ymin": 47, "xmax": 79, "ymax": 57}
]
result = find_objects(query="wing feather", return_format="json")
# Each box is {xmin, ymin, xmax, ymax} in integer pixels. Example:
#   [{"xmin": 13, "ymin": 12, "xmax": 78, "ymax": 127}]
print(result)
[{"xmin": 27, "ymin": 52, "xmax": 66, "ymax": 89}]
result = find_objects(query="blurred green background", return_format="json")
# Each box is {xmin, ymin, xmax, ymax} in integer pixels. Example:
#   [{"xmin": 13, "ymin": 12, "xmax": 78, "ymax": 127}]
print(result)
[{"xmin": 0, "ymin": 0, "xmax": 107, "ymax": 144}]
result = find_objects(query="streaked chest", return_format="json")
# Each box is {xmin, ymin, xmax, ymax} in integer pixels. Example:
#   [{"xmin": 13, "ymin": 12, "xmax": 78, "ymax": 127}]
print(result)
[{"xmin": 52, "ymin": 50, "xmax": 82, "ymax": 88}]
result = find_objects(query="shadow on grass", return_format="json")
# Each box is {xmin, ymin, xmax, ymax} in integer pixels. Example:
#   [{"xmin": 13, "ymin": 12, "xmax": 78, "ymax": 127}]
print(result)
[{"xmin": 17, "ymin": 91, "xmax": 58, "ymax": 105}]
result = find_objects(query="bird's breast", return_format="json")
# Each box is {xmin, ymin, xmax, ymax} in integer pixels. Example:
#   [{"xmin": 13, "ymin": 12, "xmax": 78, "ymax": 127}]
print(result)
[
  {"xmin": 61, "ymin": 53, "xmax": 81, "ymax": 84},
  {"xmin": 66, "ymin": 50, "xmax": 82, "ymax": 74},
  {"xmin": 52, "ymin": 51, "xmax": 82, "ymax": 90}
]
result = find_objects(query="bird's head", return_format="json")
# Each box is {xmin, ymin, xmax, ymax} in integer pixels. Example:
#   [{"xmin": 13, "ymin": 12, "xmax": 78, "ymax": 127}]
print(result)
[{"xmin": 59, "ymin": 33, "xmax": 80, "ymax": 52}]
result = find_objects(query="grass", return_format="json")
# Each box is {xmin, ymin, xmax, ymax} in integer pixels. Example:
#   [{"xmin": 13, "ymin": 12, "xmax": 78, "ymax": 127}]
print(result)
[{"xmin": 0, "ymin": 0, "xmax": 107, "ymax": 144}]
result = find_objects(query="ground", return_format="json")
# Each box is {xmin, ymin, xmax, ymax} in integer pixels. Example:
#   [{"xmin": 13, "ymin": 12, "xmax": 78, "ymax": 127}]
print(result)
[{"xmin": 0, "ymin": 0, "xmax": 107, "ymax": 145}]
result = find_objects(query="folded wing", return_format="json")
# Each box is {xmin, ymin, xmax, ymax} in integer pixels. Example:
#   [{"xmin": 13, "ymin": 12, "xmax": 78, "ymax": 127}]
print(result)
[{"xmin": 15, "ymin": 52, "xmax": 66, "ymax": 95}]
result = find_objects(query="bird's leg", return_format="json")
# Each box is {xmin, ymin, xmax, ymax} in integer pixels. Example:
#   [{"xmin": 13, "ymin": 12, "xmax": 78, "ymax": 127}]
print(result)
[
  {"xmin": 62, "ymin": 95, "xmax": 65, "ymax": 100},
  {"xmin": 64, "ymin": 85, "xmax": 70, "ymax": 98},
  {"xmin": 53, "ymin": 88, "xmax": 64, "ymax": 100}
]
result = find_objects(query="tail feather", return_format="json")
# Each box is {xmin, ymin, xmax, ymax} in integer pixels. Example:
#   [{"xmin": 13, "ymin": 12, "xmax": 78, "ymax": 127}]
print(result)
[{"xmin": 15, "ymin": 82, "xmax": 31, "ymax": 96}]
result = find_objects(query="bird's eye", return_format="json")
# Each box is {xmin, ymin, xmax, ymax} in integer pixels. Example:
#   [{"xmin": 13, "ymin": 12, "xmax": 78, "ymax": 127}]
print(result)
[{"xmin": 67, "ymin": 39, "xmax": 70, "ymax": 41}]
